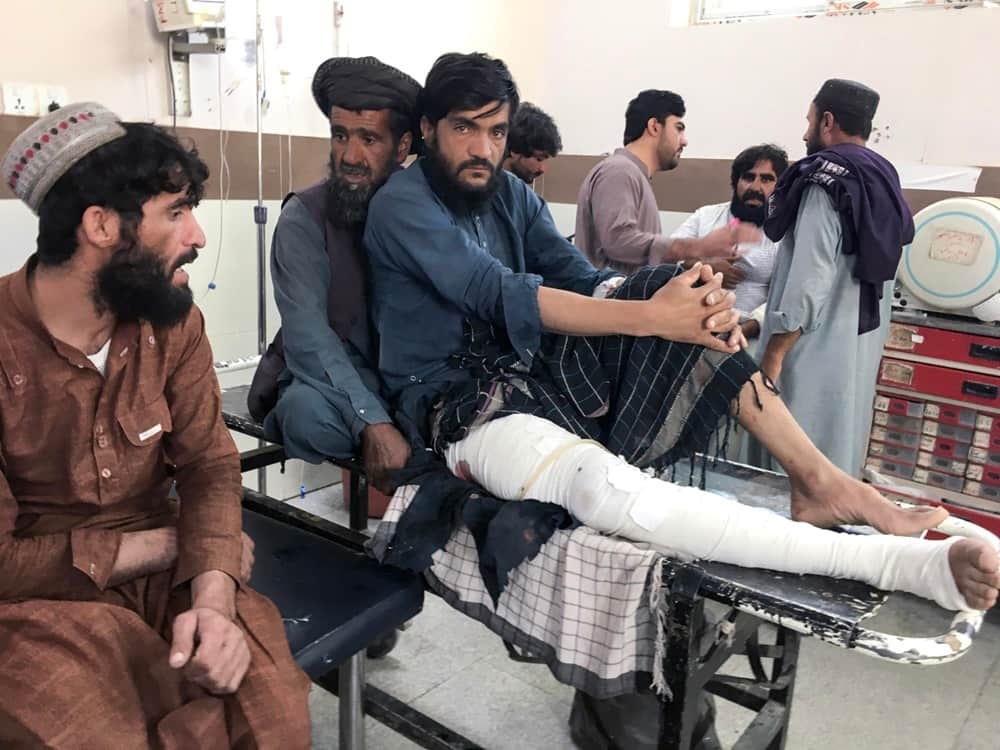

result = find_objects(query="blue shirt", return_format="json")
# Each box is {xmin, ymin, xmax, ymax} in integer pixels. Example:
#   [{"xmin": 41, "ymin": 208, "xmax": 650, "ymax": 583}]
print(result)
[
  {"xmin": 364, "ymin": 160, "xmax": 615, "ymax": 432},
  {"xmin": 270, "ymin": 196, "xmax": 391, "ymax": 445}
]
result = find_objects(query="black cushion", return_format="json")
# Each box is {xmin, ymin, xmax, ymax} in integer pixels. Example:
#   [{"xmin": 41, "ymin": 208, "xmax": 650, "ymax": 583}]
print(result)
[{"xmin": 243, "ymin": 509, "xmax": 423, "ymax": 678}]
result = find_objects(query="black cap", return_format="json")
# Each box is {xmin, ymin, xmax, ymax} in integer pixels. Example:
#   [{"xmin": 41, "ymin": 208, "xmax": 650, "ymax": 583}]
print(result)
[{"xmin": 814, "ymin": 78, "xmax": 880, "ymax": 121}]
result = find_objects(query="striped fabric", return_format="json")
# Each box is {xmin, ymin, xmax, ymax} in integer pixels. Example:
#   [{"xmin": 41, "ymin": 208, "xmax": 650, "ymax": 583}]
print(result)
[
  {"xmin": 432, "ymin": 264, "xmax": 761, "ymax": 480},
  {"xmin": 371, "ymin": 264, "xmax": 762, "ymax": 696}
]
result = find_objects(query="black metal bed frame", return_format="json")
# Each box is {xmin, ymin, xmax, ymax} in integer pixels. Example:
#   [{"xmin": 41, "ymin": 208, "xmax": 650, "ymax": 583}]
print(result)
[{"xmin": 226, "ymin": 388, "xmax": 801, "ymax": 749}]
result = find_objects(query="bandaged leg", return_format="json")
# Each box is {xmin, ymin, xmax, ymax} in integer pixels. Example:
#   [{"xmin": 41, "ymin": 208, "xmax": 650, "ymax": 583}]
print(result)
[{"xmin": 445, "ymin": 414, "xmax": 977, "ymax": 611}]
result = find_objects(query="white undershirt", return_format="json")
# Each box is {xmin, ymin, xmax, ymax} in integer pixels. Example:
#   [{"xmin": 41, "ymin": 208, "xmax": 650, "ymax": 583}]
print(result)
[{"xmin": 86, "ymin": 338, "xmax": 112, "ymax": 377}]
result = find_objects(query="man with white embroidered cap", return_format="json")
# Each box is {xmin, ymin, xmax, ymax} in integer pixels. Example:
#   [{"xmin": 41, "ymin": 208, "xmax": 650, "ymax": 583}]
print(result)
[{"xmin": 0, "ymin": 104, "xmax": 310, "ymax": 748}]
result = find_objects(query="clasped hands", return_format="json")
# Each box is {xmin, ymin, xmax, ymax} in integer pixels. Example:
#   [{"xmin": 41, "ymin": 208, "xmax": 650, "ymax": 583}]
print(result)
[{"xmin": 640, "ymin": 262, "xmax": 748, "ymax": 353}]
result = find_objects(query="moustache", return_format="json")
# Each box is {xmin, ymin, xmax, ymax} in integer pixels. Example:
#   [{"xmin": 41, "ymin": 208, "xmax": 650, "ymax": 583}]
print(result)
[
  {"xmin": 172, "ymin": 248, "xmax": 199, "ymax": 272},
  {"xmin": 741, "ymin": 191, "xmax": 766, "ymax": 204},
  {"xmin": 457, "ymin": 158, "xmax": 495, "ymax": 175},
  {"xmin": 338, "ymin": 161, "xmax": 372, "ymax": 178}
]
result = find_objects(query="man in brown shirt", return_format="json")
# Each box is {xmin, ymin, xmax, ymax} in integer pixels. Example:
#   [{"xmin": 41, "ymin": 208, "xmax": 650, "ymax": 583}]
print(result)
[
  {"xmin": 574, "ymin": 89, "xmax": 760, "ymax": 275},
  {"xmin": 0, "ymin": 104, "xmax": 310, "ymax": 747}
]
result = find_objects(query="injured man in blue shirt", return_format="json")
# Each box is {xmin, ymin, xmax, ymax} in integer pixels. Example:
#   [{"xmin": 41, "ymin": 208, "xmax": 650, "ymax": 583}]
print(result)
[{"xmin": 363, "ymin": 52, "xmax": 999, "ymax": 615}]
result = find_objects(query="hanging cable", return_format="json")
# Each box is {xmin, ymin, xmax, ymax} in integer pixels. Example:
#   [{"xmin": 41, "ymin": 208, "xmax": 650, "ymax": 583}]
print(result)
[{"xmin": 198, "ymin": 52, "xmax": 229, "ymax": 300}]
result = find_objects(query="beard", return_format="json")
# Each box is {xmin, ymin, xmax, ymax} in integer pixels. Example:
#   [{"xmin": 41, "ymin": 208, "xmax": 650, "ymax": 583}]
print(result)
[
  {"xmin": 423, "ymin": 136, "xmax": 502, "ymax": 213},
  {"xmin": 94, "ymin": 242, "xmax": 196, "ymax": 327},
  {"xmin": 659, "ymin": 153, "xmax": 681, "ymax": 172},
  {"xmin": 805, "ymin": 122, "xmax": 824, "ymax": 156},
  {"xmin": 324, "ymin": 153, "xmax": 395, "ymax": 228},
  {"xmin": 507, "ymin": 158, "xmax": 539, "ymax": 184},
  {"xmin": 730, "ymin": 189, "xmax": 767, "ymax": 226}
]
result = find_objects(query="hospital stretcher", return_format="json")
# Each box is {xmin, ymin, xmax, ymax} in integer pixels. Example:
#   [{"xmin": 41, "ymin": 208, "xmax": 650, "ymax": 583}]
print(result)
[{"xmin": 220, "ymin": 384, "xmax": 995, "ymax": 750}]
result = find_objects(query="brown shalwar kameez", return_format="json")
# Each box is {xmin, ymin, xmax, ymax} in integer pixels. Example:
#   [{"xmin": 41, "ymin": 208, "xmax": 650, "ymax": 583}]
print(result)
[{"xmin": 0, "ymin": 259, "xmax": 311, "ymax": 749}]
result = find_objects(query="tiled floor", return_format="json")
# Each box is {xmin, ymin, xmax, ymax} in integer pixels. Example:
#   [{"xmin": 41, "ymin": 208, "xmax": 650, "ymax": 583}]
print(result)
[{"xmin": 292, "ymin": 484, "xmax": 1000, "ymax": 750}]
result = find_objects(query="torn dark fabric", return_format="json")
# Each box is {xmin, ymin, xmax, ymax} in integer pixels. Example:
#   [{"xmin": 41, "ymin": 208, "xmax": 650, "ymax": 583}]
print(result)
[
  {"xmin": 377, "ymin": 452, "xmax": 576, "ymax": 603},
  {"xmin": 764, "ymin": 142, "xmax": 912, "ymax": 334}
]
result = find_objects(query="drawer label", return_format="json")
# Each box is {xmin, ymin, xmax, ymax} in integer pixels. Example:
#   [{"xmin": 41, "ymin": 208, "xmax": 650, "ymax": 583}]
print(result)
[
  {"xmin": 881, "ymin": 361, "xmax": 914, "ymax": 386},
  {"xmin": 887, "ymin": 324, "xmax": 917, "ymax": 351}
]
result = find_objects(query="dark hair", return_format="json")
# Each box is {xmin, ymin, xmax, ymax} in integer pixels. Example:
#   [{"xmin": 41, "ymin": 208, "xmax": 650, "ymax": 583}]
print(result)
[
  {"xmin": 508, "ymin": 102, "xmax": 562, "ymax": 158},
  {"xmin": 387, "ymin": 110, "xmax": 413, "ymax": 143},
  {"xmin": 730, "ymin": 144, "xmax": 789, "ymax": 189},
  {"xmin": 623, "ymin": 89, "xmax": 685, "ymax": 146},
  {"xmin": 422, "ymin": 52, "xmax": 519, "ymax": 125},
  {"xmin": 36, "ymin": 122, "xmax": 208, "ymax": 266},
  {"xmin": 813, "ymin": 95, "xmax": 873, "ymax": 140}
]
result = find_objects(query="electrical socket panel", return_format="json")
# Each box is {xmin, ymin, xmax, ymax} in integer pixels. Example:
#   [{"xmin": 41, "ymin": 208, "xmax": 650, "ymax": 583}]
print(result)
[
  {"xmin": 37, "ymin": 85, "xmax": 69, "ymax": 114},
  {"xmin": 1, "ymin": 83, "xmax": 39, "ymax": 116}
]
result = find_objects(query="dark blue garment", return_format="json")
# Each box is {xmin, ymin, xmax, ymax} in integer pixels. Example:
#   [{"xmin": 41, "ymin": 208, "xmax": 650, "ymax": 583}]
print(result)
[
  {"xmin": 363, "ymin": 158, "xmax": 615, "ymax": 441},
  {"xmin": 369, "ymin": 267, "xmax": 760, "ymax": 604},
  {"xmin": 763, "ymin": 143, "xmax": 913, "ymax": 334},
  {"xmin": 265, "ymin": 195, "xmax": 392, "ymax": 461}
]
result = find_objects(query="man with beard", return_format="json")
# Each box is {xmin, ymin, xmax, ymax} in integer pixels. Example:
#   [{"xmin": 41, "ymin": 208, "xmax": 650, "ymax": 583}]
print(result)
[
  {"xmin": 670, "ymin": 144, "xmax": 789, "ymax": 339},
  {"xmin": 502, "ymin": 102, "xmax": 562, "ymax": 185},
  {"xmin": 362, "ymin": 54, "xmax": 982, "ymax": 750},
  {"xmin": 574, "ymin": 89, "xmax": 762, "ymax": 274},
  {"xmin": 250, "ymin": 56, "xmax": 420, "ymax": 494},
  {"xmin": 759, "ymin": 79, "xmax": 908, "ymax": 478},
  {"xmin": 0, "ymin": 103, "xmax": 310, "ymax": 747}
]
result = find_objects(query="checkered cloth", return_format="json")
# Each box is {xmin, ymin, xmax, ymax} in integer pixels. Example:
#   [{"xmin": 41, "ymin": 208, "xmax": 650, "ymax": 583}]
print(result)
[
  {"xmin": 373, "ymin": 265, "xmax": 767, "ymax": 697},
  {"xmin": 370, "ymin": 485, "xmax": 673, "ymax": 699}
]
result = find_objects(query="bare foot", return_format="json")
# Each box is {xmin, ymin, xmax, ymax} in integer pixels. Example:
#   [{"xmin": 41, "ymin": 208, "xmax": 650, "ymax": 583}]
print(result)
[
  {"xmin": 949, "ymin": 540, "xmax": 1000, "ymax": 610},
  {"xmin": 790, "ymin": 469, "xmax": 948, "ymax": 536}
]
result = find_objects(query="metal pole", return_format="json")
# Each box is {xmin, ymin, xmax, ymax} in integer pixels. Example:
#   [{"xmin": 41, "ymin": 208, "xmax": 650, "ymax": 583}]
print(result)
[
  {"xmin": 254, "ymin": 1, "xmax": 268, "ymax": 494},
  {"xmin": 339, "ymin": 652, "xmax": 367, "ymax": 750}
]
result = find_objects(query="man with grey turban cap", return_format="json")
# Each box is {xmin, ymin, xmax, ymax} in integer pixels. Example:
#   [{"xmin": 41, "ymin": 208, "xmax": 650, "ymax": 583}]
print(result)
[
  {"xmin": 249, "ymin": 55, "xmax": 421, "ymax": 503},
  {"xmin": 0, "ymin": 104, "xmax": 311, "ymax": 747}
]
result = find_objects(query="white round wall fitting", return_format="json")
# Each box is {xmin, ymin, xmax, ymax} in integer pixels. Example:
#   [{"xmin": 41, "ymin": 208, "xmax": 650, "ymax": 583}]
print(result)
[{"xmin": 898, "ymin": 197, "xmax": 1000, "ymax": 313}]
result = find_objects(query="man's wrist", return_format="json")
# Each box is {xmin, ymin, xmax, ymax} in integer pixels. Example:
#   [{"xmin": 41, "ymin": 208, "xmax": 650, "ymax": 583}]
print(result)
[
  {"xmin": 191, "ymin": 570, "xmax": 237, "ymax": 619},
  {"xmin": 632, "ymin": 299, "xmax": 663, "ymax": 338},
  {"xmin": 362, "ymin": 421, "xmax": 396, "ymax": 439}
]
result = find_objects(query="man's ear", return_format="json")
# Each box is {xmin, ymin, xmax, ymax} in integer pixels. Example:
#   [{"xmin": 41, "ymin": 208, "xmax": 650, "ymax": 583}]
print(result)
[
  {"xmin": 646, "ymin": 116, "xmax": 662, "ymax": 138},
  {"xmin": 79, "ymin": 205, "xmax": 121, "ymax": 250},
  {"xmin": 396, "ymin": 131, "xmax": 413, "ymax": 164},
  {"xmin": 420, "ymin": 116, "xmax": 434, "ymax": 144},
  {"xmin": 821, "ymin": 111, "xmax": 836, "ymax": 134}
]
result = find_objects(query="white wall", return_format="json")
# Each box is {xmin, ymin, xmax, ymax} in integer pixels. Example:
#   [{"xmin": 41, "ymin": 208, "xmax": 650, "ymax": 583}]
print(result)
[
  {"xmin": 0, "ymin": 0, "xmax": 544, "ymax": 498},
  {"xmin": 540, "ymin": 2, "xmax": 1000, "ymax": 167},
  {"xmin": 0, "ymin": 0, "xmax": 545, "ymax": 355},
  {"xmin": 1, "ymin": 0, "xmax": 539, "ymax": 138}
]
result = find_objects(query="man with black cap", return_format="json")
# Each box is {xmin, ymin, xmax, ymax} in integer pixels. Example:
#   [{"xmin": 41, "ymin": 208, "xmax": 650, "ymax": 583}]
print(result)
[
  {"xmin": 249, "ymin": 55, "xmax": 421, "ymax": 494},
  {"xmin": 758, "ymin": 79, "xmax": 912, "ymax": 477},
  {"xmin": 0, "ymin": 104, "xmax": 310, "ymax": 747}
]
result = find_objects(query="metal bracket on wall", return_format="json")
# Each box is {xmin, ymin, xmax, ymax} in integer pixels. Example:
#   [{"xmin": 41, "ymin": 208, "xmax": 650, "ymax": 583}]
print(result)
[{"xmin": 167, "ymin": 28, "xmax": 226, "ymax": 118}]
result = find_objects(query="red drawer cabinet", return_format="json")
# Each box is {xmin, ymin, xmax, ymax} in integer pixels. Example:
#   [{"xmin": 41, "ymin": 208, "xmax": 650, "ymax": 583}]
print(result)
[
  {"xmin": 886, "ymin": 322, "xmax": 1000, "ymax": 369},
  {"xmin": 923, "ymin": 401, "xmax": 978, "ymax": 427},
  {"xmin": 919, "ymin": 434, "xmax": 971, "ymax": 460},
  {"xmin": 868, "ymin": 311, "xmax": 1000, "ymax": 534},
  {"xmin": 873, "ymin": 394, "xmax": 924, "ymax": 419},
  {"xmin": 871, "ymin": 426, "xmax": 922, "ymax": 449},
  {"xmin": 873, "ymin": 411, "xmax": 922, "ymax": 434},
  {"xmin": 879, "ymin": 358, "xmax": 1000, "ymax": 408},
  {"xmin": 916, "ymin": 451, "xmax": 967, "ymax": 477}
]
